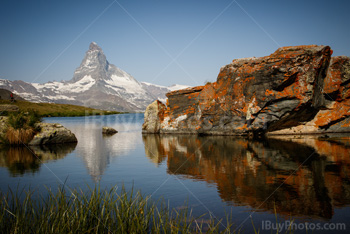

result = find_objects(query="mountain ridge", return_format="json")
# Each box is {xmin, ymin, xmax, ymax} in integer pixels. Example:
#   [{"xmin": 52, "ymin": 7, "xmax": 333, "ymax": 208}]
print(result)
[{"xmin": 0, "ymin": 42, "xmax": 190, "ymax": 111}]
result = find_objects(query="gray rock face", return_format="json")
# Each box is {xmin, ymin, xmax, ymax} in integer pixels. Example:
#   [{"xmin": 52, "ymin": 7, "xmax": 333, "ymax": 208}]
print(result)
[
  {"xmin": 142, "ymin": 100, "xmax": 166, "ymax": 134},
  {"xmin": 29, "ymin": 123, "xmax": 78, "ymax": 145},
  {"xmin": 102, "ymin": 126, "xmax": 118, "ymax": 135}
]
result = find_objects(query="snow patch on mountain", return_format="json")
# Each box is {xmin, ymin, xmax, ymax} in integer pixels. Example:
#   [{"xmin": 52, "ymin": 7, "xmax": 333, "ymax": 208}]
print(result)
[{"xmin": 106, "ymin": 75, "xmax": 144, "ymax": 94}]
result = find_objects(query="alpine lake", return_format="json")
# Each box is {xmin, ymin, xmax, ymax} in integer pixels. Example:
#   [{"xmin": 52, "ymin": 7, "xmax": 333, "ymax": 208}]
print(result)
[{"xmin": 0, "ymin": 113, "xmax": 349, "ymax": 233}]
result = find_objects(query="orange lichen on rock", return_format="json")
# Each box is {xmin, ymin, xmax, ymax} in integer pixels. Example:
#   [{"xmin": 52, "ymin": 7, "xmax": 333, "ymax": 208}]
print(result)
[
  {"xmin": 314, "ymin": 100, "xmax": 350, "ymax": 127},
  {"xmin": 143, "ymin": 45, "xmax": 350, "ymax": 135}
]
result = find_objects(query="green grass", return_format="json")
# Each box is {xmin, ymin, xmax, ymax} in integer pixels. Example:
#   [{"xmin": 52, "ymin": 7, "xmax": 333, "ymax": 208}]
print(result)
[
  {"xmin": 0, "ymin": 100, "xmax": 122, "ymax": 117},
  {"xmin": 0, "ymin": 184, "xmax": 298, "ymax": 234},
  {"xmin": 0, "ymin": 185, "xmax": 244, "ymax": 234},
  {"xmin": 7, "ymin": 110, "xmax": 41, "ymax": 130}
]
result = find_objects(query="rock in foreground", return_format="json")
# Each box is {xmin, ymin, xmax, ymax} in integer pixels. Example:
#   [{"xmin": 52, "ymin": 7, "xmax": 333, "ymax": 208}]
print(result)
[
  {"xmin": 143, "ymin": 45, "xmax": 350, "ymax": 135},
  {"xmin": 29, "ymin": 123, "xmax": 78, "ymax": 145}
]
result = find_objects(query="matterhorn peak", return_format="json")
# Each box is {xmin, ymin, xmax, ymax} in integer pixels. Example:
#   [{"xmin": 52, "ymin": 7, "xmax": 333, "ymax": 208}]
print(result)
[
  {"xmin": 71, "ymin": 42, "xmax": 109, "ymax": 83},
  {"xmin": 89, "ymin": 41, "xmax": 102, "ymax": 51}
]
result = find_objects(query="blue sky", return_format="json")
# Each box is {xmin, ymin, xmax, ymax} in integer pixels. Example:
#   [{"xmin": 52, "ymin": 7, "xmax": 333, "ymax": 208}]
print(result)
[{"xmin": 1, "ymin": 0, "xmax": 349, "ymax": 87}]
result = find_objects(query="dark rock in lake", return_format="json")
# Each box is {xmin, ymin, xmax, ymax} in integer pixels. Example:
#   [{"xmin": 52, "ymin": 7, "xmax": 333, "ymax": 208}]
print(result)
[{"xmin": 102, "ymin": 126, "xmax": 118, "ymax": 135}]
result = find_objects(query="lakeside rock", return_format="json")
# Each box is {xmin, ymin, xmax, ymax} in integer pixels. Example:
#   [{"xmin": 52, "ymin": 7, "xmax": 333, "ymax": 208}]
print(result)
[
  {"xmin": 0, "ymin": 116, "xmax": 78, "ymax": 145},
  {"xmin": 102, "ymin": 126, "xmax": 118, "ymax": 135},
  {"xmin": 29, "ymin": 123, "xmax": 78, "ymax": 145},
  {"xmin": 143, "ymin": 45, "xmax": 350, "ymax": 135},
  {"xmin": 142, "ymin": 100, "xmax": 166, "ymax": 133}
]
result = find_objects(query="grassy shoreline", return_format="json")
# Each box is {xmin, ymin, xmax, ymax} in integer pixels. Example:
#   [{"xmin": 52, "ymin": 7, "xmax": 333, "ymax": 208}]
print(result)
[
  {"xmin": 0, "ymin": 100, "xmax": 123, "ymax": 117},
  {"xmin": 0, "ymin": 185, "xmax": 241, "ymax": 234}
]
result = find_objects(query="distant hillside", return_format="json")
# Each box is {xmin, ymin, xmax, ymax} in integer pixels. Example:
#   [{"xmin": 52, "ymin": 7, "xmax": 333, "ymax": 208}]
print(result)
[{"xmin": 0, "ymin": 99, "xmax": 120, "ymax": 117}]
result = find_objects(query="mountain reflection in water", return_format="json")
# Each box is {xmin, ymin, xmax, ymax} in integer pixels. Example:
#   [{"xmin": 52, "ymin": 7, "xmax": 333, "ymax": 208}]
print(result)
[
  {"xmin": 66, "ymin": 120, "xmax": 142, "ymax": 182},
  {"xmin": 0, "ymin": 144, "xmax": 77, "ymax": 176},
  {"xmin": 142, "ymin": 134, "xmax": 350, "ymax": 220}
]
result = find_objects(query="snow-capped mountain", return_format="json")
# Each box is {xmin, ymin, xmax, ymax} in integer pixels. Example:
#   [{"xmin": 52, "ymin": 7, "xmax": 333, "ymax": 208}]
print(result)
[{"xmin": 0, "ymin": 42, "xmax": 190, "ymax": 111}]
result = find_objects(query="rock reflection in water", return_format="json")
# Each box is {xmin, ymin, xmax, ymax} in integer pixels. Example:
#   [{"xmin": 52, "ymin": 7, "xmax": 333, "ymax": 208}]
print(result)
[
  {"xmin": 0, "ymin": 143, "xmax": 77, "ymax": 176},
  {"xmin": 142, "ymin": 134, "xmax": 350, "ymax": 220}
]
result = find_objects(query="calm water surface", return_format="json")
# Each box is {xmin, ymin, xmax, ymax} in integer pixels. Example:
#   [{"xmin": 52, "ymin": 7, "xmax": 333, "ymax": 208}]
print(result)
[{"xmin": 0, "ymin": 113, "xmax": 349, "ymax": 233}]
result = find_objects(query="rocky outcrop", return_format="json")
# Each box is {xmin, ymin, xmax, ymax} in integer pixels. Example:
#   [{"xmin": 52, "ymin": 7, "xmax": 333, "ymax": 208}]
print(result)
[
  {"xmin": 0, "ymin": 117, "xmax": 78, "ymax": 145},
  {"xmin": 102, "ymin": 126, "xmax": 118, "ymax": 135},
  {"xmin": 269, "ymin": 56, "xmax": 350, "ymax": 134},
  {"xmin": 143, "ymin": 45, "xmax": 350, "ymax": 135},
  {"xmin": 142, "ymin": 100, "xmax": 166, "ymax": 133},
  {"xmin": 28, "ymin": 123, "xmax": 78, "ymax": 145}
]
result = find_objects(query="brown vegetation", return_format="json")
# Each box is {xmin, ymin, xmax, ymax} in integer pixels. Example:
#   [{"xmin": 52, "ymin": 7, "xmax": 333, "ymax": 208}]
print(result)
[{"xmin": 6, "ymin": 127, "xmax": 35, "ymax": 145}]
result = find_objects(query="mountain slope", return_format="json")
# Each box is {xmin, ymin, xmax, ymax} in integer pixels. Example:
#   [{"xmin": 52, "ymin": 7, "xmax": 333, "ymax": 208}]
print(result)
[
  {"xmin": 0, "ymin": 42, "xmax": 190, "ymax": 112},
  {"xmin": 32, "ymin": 42, "xmax": 153, "ymax": 111}
]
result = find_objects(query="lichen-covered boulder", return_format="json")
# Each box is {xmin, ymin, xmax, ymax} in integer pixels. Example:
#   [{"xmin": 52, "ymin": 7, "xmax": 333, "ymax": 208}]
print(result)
[
  {"xmin": 142, "ymin": 100, "xmax": 166, "ymax": 133},
  {"xmin": 142, "ymin": 45, "xmax": 350, "ymax": 135},
  {"xmin": 29, "ymin": 123, "xmax": 77, "ymax": 145},
  {"xmin": 268, "ymin": 56, "xmax": 350, "ymax": 134},
  {"xmin": 102, "ymin": 126, "xmax": 118, "ymax": 135},
  {"xmin": 160, "ymin": 45, "xmax": 332, "ymax": 135}
]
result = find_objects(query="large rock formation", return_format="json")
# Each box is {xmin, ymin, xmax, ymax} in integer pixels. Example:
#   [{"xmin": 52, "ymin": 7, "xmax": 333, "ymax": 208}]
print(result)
[
  {"xmin": 269, "ymin": 56, "xmax": 350, "ymax": 134},
  {"xmin": 143, "ymin": 45, "xmax": 350, "ymax": 135}
]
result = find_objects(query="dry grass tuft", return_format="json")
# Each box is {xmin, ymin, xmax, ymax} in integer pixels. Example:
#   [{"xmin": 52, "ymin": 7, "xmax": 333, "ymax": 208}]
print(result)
[{"xmin": 6, "ymin": 127, "xmax": 35, "ymax": 145}]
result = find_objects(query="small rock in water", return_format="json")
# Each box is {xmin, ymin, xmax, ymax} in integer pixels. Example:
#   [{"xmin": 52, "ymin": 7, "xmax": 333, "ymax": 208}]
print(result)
[{"xmin": 102, "ymin": 127, "xmax": 118, "ymax": 135}]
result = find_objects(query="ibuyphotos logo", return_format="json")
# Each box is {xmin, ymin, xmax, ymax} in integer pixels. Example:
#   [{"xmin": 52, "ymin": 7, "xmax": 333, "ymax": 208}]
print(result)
[{"xmin": 262, "ymin": 220, "xmax": 346, "ymax": 232}]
